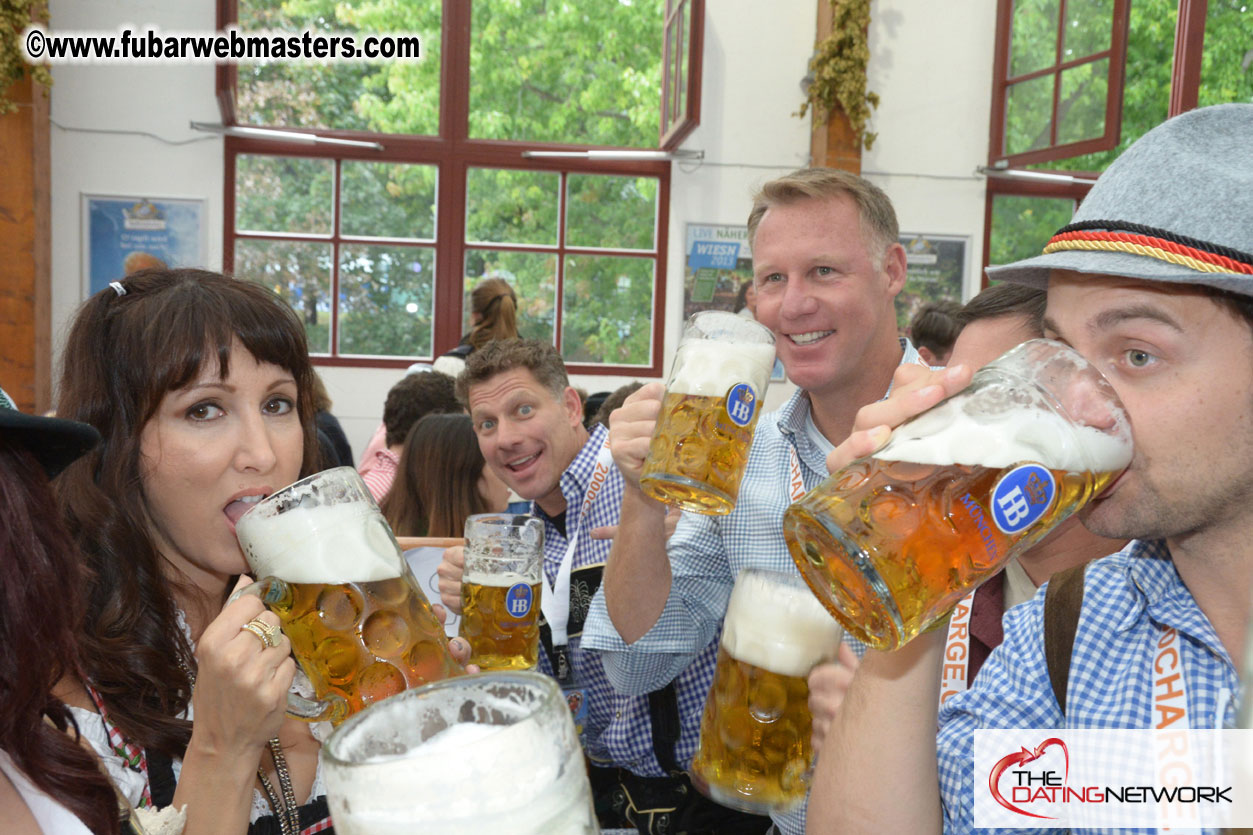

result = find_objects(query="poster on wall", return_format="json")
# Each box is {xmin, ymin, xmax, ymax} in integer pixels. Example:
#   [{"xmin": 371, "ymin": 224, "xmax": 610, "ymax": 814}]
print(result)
[
  {"xmin": 682, "ymin": 223, "xmax": 783, "ymax": 380},
  {"xmin": 895, "ymin": 233, "xmax": 968, "ymax": 332},
  {"xmin": 82, "ymin": 195, "xmax": 207, "ymax": 298}
]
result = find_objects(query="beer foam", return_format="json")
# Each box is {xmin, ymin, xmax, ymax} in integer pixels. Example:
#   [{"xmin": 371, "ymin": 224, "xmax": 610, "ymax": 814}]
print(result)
[
  {"xmin": 326, "ymin": 700, "xmax": 594, "ymax": 834},
  {"xmin": 876, "ymin": 399, "xmax": 1132, "ymax": 473},
  {"xmin": 721, "ymin": 572, "xmax": 842, "ymax": 677},
  {"xmin": 668, "ymin": 339, "xmax": 778, "ymax": 397},
  {"xmin": 462, "ymin": 570, "xmax": 535, "ymax": 588},
  {"xmin": 236, "ymin": 500, "xmax": 398, "ymax": 584}
]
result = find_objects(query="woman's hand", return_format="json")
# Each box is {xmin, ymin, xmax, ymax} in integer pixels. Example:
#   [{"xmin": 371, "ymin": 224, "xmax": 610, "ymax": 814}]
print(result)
[{"xmin": 190, "ymin": 576, "xmax": 295, "ymax": 757}]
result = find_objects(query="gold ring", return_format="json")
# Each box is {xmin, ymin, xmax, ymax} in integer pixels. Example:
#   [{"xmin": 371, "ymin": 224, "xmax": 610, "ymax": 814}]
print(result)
[{"xmin": 240, "ymin": 617, "xmax": 280, "ymax": 649}]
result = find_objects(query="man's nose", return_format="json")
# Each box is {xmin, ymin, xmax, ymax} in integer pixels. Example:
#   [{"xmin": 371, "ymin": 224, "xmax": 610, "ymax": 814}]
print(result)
[{"xmin": 779, "ymin": 276, "xmax": 818, "ymax": 319}]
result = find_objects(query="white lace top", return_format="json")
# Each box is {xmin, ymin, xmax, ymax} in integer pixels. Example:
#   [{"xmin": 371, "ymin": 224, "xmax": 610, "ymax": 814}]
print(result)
[{"xmin": 68, "ymin": 611, "xmax": 328, "ymax": 824}]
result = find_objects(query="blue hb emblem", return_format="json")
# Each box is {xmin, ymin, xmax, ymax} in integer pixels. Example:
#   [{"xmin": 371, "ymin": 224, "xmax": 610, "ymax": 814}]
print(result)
[
  {"xmin": 725, "ymin": 383, "xmax": 757, "ymax": 427},
  {"xmin": 506, "ymin": 583, "xmax": 533, "ymax": 619},
  {"xmin": 990, "ymin": 464, "xmax": 1056, "ymax": 534}
]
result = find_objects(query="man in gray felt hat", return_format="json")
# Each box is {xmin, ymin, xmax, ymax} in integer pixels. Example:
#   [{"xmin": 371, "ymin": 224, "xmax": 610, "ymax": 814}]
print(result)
[{"xmin": 803, "ymin": 103, "xmax": 1253, "ymax": 834}]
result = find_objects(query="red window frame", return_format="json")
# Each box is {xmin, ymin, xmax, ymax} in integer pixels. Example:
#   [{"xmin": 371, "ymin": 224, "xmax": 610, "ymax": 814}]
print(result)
[
  {"xmin": 988, "ymin": 0, "xmax": 1131, "ymax": 167},
  {"xmin": 217, "ymin": 0, "xmax": 692, "ymax": 377},
  {"xmin": 981, "ymin": 0, "xmax": 1215, "ymax": 283},
  {"xmin": 661, "ymin": 0, "xmax": 704, "ymax": 149}
]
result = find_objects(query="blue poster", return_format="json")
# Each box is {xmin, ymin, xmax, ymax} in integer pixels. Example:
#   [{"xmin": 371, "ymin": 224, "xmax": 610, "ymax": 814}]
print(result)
[{"xmin": 84, "ymin": 196, "xmax": 205, "ymax": 297}]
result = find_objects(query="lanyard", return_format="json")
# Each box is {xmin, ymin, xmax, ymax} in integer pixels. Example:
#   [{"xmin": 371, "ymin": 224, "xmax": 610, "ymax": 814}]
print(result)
[
  {"xmin": 939, "ymin": 591, "xmax": 978, "ymax": 707},
  {"xmin": 1153, "ymin": 624, "xmax": 1188, "ymax": 729},
  {"xmin": 787, "ymin": 446, "xmax": 807, "ymax": 502},
  {"xmin": 539, "ymin": 438, "xmax": 614, "ymax": 647}
]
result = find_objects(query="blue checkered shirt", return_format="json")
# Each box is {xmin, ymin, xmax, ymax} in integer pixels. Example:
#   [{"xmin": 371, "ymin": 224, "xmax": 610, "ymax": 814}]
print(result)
[
  {"xmin": 582, "ymin": 339, "xmax": 925, "ymax": 835},
  {"xmin": 937, "ymin": 539, "xmax": 1240, "ymax": 834},
  {"xmin": 531, "ymin": 422, "xmax": 694, "ymax": 777}
]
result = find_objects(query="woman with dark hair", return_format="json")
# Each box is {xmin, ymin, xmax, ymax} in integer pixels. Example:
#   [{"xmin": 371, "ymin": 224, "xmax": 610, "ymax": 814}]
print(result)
[
  {"xmin": 380, "ymin": 413, "xmax": 510, "ymax": 538},
  {"xmin": 53, "ymin": 268, "xmax": 332, "ymax": 834},
  {"xmin": 0, "ymin": 389, "xmax": 120, "ymax": 834},
  {"xmin": 733, "ymin": 279, "xmax": 757, "ymax": 319},
  {"xmin": 432, "ymin": 277, "xmax": 519, "ymax": 376}
]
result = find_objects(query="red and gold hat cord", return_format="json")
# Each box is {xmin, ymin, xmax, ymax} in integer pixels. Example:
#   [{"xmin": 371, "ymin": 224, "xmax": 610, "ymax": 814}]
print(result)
[{"xmin": 1043, "ymin": 220, "xmax": 1253, "ymax": 275}]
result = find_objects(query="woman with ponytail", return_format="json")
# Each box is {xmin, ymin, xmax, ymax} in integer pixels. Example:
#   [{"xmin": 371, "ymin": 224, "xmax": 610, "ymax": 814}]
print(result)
[{"xmin": 432, "ymin": 277, "xmax": 519, "ymax": 376}]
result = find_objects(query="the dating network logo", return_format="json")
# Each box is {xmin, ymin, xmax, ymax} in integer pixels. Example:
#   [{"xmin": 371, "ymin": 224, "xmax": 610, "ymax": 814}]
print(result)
[{"xmin": 975, "ymin": 729, "xmax": 1241, "ymax": 829}]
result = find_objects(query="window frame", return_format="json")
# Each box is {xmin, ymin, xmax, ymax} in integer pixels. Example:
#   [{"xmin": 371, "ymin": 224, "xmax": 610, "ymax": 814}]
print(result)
[
  {"xmin": 218, "ymin": 0, "xmax": 684, "ymax": 377},
  {"xmin": 660, "ymin": 0, "xmax": 705, "ymax": 149},
  {"xmin": 988, "ymin": 0, "xmax": 1131, "ymax": 167},
  {"xmin": 981, "ymin": 0, "xmax": 1215, "ymax": 285}
]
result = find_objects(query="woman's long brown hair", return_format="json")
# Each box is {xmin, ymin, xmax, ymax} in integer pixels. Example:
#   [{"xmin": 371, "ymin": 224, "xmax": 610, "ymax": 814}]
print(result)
[
  {"xmin": 0, "ymin": 441, "xmax": 119, "ymax": 834},
  {"xmin": 54, "ymin": 268, "xmax": 322, "ymax": 759},
  {"xmin": 381, "ymin": 413, "xmax": 495, "ymax": 537},
  {"xmin": 466, "ymin": 277, "xmax": 519, "ymax": 350}
]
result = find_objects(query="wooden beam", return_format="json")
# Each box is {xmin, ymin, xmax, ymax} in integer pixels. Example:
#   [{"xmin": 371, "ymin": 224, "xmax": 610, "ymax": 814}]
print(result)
[
  {"xmin": 808, "ymin": 0, "xmax": 863, "ymax": 173},
  {"xmin": 0, "ymin": 74, "xmax": 52, "ymax": 413}
]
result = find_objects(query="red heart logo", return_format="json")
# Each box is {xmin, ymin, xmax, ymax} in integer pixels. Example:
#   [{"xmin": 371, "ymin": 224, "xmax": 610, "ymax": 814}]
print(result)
[{"xmin": 988, "ymin": 737, "xmax": 1069, "ymax": 820}]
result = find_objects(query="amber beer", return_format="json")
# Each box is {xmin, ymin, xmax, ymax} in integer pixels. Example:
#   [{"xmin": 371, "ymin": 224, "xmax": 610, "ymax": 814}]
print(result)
[
  {"xmin": 459, "ymin": 514, "xmax": 544, "ymax": 671},
  {"xmin": 691, "ymin": 569, "xmax": 842, "ymax": 815},
  {"xmin": 460, "ymin": 576, "xmax": 542, "ymax": 671},
  {"xmin": 784, "ymin": 339, "xmax": 1133, "ymax": 651},
  {"xmin": 640, "ymin": 310, "xmax": 776, "ymax": 515},
  {"xmin": 235, "ymin": 468, "xmax": 463, "ymax": 724}
]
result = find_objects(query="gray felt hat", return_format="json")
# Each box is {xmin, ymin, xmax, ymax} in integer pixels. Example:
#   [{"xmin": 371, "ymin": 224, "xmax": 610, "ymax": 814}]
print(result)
[{"xmin": 986, "ymin": 103, "xmax": 1253, "ymax": 296}]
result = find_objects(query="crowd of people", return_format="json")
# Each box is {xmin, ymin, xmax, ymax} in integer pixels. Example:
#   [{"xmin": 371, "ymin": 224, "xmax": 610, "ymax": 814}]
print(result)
[{"xmin": 4, "ymin": 103, "xmax": 1251, "ymax": 835}]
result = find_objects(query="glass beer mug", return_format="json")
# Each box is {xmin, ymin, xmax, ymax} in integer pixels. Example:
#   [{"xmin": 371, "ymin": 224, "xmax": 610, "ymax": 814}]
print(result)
[
  {"xmin": 458, "ymin": 513, "xmax": 544, "ymax": 671},
  {"xmin": 784, "ymin": 339, "xmax": 1133, "ymax": 651},
  {"xmin": 233, "ymin": 467, "xmax": 463, "ymax": 724},
  {"xmin": 321, "ymin": 670, "xmax": 599, "ymax": 834},
  {"xmin": 639, "ymin": 309, "xmax": 776, "ymax": 515},
  {"xmin": 691, "ymin": 568, "xmax": 842, "ymax": 815}
]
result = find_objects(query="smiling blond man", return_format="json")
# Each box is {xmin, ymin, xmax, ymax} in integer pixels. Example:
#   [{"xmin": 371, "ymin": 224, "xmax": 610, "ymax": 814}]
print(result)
[{"xmin": 581, "ymin": 169, "xmax": 931, "ymax": 835}]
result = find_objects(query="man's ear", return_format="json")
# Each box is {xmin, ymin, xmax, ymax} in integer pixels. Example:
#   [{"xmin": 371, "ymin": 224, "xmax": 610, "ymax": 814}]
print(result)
[
  {"xmin": 563, "ymin": 386, "xmax": 584, "ymax": 427},
  {"xmin": 882, "ymin": 242, "xmax": 908, "ymax": 297}
]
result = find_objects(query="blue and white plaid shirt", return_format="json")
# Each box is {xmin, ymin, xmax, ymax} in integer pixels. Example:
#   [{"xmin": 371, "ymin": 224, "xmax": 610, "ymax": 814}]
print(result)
[
  {"xmin": 582, "ymin": 339, "xmax": 925, "ymax": 834},
  {"xmin": 937, "ymin": 538, "xmax": 1240, "ymax": 834},
  {"xmin": 532, "ymin": 422, "xmax": 704, "ymax": 777}
]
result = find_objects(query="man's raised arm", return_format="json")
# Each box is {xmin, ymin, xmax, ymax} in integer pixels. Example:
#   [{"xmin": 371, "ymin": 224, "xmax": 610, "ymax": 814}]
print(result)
[{"xmin": 600, "ymin": 382, "xmax": 677, "ymax": 643}]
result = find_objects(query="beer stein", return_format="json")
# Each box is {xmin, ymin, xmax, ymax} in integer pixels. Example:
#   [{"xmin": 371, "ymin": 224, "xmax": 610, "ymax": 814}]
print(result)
[
  {"xmin": 690, "ymin": 568, "xmax": 842, "ymax": 815},
  {"xmin": 322, "ymin": 670, "xmax": 599, "ymax": 834},
  {"xmin": 234, "ymin": 467, "xmax": 463, "ymax": 724},
  {"xmin": 784, "ymin": 339, "xmax": 1133, "ymax": 651},
  {"xmin": 639, "ymin": 309, "xmax": 776, "ymax": 515},
  {"xmin": 458, "ymin": 513, "xmax": 544, "ymax": 671}
]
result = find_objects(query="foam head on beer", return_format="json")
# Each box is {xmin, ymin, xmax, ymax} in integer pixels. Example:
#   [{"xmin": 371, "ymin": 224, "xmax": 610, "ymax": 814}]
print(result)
[
  {"xmin": 722, "ymin": 569, "xmax": 842, "ymax": 675},
  {"xmin": 668, "ymin": 312, "xmax": 777, "ymax": 398},
  {"xmin": 323, "ymin": 672, "xmax": 597, "ymax": 835},
  {"xmin": 878, "ymin": 394, "xmax": 1133, "ymax": 475},
  {"xmin": 236, "ymin": 473, "xmax": 399, "ymax": 584}
]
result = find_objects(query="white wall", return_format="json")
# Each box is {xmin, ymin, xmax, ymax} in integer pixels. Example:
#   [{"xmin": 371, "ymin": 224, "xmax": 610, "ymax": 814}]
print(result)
[
  {"xmin": 49, "ymin": 0, "xmax": 224, "ymax": 366},
  {"xmin": 47, "ymin": 0, "xmax": 997, "ymax": 457},
  {"xmin": 863, "ymin": 0, "xmax": 996, "ymax": 297}
]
